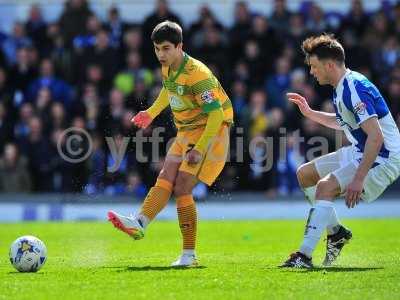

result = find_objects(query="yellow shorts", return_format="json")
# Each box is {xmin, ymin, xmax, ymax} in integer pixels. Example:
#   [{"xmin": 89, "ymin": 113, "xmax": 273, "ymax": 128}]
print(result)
[{"xmin": 167, "ymin": 124, "xmax": 230, "ymax": 186}]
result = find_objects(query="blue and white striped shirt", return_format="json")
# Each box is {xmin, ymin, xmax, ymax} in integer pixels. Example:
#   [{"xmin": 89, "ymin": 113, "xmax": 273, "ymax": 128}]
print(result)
[{"xmin": 333, "ymin": 69, "xmax": 400, "ymax": 158}]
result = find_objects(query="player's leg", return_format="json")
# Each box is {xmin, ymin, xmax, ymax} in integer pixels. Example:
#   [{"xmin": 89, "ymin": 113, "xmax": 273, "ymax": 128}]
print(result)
[
  {"xmin": 171, "ymin": 171, "xmax": 199, "ymax": 267},
  {"xmin": 171, "ymin": 125, "xmax": 229, "ymax": 266},
  {"xmin": 298, "ymin": 148, "xmax": 346, "ymax": 206},
  {"xmin": 136, "ymin": 155, "xmax": 181, "ymax": 228},
  {"xmin": 281, "ymin": 173, "xmax": 342, "ymax": 268},
  {"xmin": 108, "ymin": 154, "xmax": 181, "ymax": 240},
  {"xmin": 296, "ymin": 161, "xmax": 320, "ymax": 205}
]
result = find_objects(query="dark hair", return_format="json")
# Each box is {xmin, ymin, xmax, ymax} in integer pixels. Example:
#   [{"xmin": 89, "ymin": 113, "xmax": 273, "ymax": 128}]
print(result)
[
  {"xmin": 151, "ymin": 21, "xmax": 182, "ymax": 46},
  {"xmin": 301, "ymin": 34, "xmax": 345, "ymax": 64}
]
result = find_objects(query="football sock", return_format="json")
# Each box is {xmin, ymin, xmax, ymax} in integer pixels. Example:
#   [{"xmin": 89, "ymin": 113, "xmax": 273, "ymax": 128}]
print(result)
[
  {"xmin": 183, "ymin": 249, "xmax": 195, "ymax": 256},
  {"xmin": 326, "ymin": 206, "xmax": 341, "ymax": 235},
  {"xmin": 303, "ymin": 186, "xmax": 316, "ymax": 205},
  {"xmin": 176, "ymin": 195, "xmax": 197, "ymax": 251},
  {"xmin": 300, "ymin": 200, "xmax": 335, "ymax": 258},
  {"xmin": 138, "ymin": 178, "xmax": 172, "ymax": 228}
]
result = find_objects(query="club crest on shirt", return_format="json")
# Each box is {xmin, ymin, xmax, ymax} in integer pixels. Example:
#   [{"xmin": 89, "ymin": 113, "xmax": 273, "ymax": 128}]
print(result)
[
  {"xmin": 176, "ymin": 85, "xmax": 184, "ymax": 95},
  {"xmin": 353, "ymin": 102, "xmax": 366, "ymax": 115},
  {"xmin": 200, "ymin": 90, "xmax": 215, "ymax": 103}
]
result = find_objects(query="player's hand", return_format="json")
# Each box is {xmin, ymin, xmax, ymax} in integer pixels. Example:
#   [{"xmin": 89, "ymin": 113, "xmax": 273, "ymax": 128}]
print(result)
[
  {"xmin": 286, "ymin": 93, "xmax": 312, "ymax": 117},
  {"xmin": 131, "ymin": 111, "xmax": 153, "ymax": 129},
  {"xmin": 345, "ymin": 178, "xmax": 364, "ymax": 208},
  {"xmin": 185, "ymin": 149, "xmax": 202, "ymax": 165}
]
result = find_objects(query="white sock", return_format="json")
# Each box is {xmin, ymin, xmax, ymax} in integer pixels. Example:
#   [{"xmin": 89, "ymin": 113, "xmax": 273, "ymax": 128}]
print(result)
[
  {"xmin": 137, "ymin": 214, "xmax": 150, "ymax": 229},
  {"xmin": 303, "ymin": 186, "xmax": 316, "ymax": 206},
  {"xmin": 300, "ymin": 200, "xmax": 335, "ymax": 258},
  {"xmin": 326, "ymin": 206, "xmax": 341, "ymax": 235},
  {"xmin": 183, "ymin": 249, "xmax": 195, "ymax": 256}
]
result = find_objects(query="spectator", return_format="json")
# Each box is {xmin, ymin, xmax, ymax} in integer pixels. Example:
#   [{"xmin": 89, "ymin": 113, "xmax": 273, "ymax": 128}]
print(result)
[
  {"xmin": 83, "ymin": 64, "xmax": 107, "ymax": 98},
  {"xmin": 18, "ymin": 116, "xmax": 53, "ymax": 191},
  {"xmin": 50, "ymin": 102, "xmax": 68, "ymax": 132},
  {"xmin": 35, "ymin": 87, "xmax": 53, "ymax": 130},
  {"xmin": 387, "ymin": 77, "xmax": 400, "ymax": 118},
  {"xmin": 84, "ymin": 133, "xmax": 106, "ymax": 195},
  {"xmin": 0, "ymin": 143, "xmax": 31, "ymax": 193},
  {"xmin": 340, "ymin": 0, "xmax": 369, "ymax": 37},
  {"xmin": 124, "ymin": 172, "xmax": 147, "ymax": 198},
  {"xmin": 362, "ymin": 11, "xmax": 391, "ymax": 52},
  {"xmin": 242, "ymin": 40, "xmax": 266, "ymax": 87},
  {"xmin": 0, "ymin": 67, "xmax": 13, "ymax": 110},
  {"xmin": 27, "ymin": 58, "xmax": 72, "ymax": 106},
  {"xmin": 77, "ymin": 29, "xmax": 119, "ymax": 87},
  {"xmin": 105, "ymin": 6, "xmax": 128, "ymax": 49},
  {"xmin": 14, "ymin": 102, "xmax": 34, "ymax": 139},
  {"xmin": 122, "ymin": 27, "xmax": 143, "ymax": 60},
  {"xmin": 189, "ymin": 5, "xmax": 224, "ymax": 49},
  {"xmin": 305, "ymin": 3, "xmax": 328, "ymax": 34},
  {"xmin": 58, "ymin": 0, "xmax": 93, "ymax": 47},
  {"xmin": 248, "ymin": 15, "xmax": 283, "ymax": 74},
  {"xmin": 73, "ymin": 14, "xmax": 102, "ymax": 52},
  {"xmin": 195, "ymin": 27, "xmax": 228, "ymax": 76},
  {"xmin": 73, "ymin": 83, "xmax": 101, "ymax": 131},
  {"xmin": 114, "ymin": 51, "xmax": 154, "ymax": 97},
  {"xmin": 9, "ymin": 47, "xmax": 38, "ymax": 94},
  {"xmin": 230, "ymin": 1, "xmax": 252, "ymax": 61},
  {"xmin": 104, "ymin": 132, "xmax": 129, "ymax": 195},
  {"xmin": 270, "ymin": 0, "xmax": 292, "ymax": 34},
  {"xmin": 100, "ymin": 88, "xmax": 126, "ymax": 135},
  {"xmin": 372, "ymin": 36, "xmax": 400, "ymax": 86},
  {"xmin": 2, "ymin": 22, "xmax": 32, "ymax": 66},
  {"xmin": 141, "ymin": 0, "xmax": 182, "ymax": 67},
  {"xmin": 276, "ymin": 132, "xmax": 302, "ymax": 196},
  {"xmin": 231, "ymin": 80, "xmax": 248, "ymax": 115},
  {"xmin": 0, "ymin": 102, "xmax": 14, "ymax": 152},
  {"xmin": 240, "ymin": 89, "xmax": 269, "ymax": 139},
  {"xmin": 285, "ymin": 13, "xmax": 308, "ymax": 51},
  {"xmin": 265, "ymin": 56, "xmax": 292, "ymax": 110},
  {"xmin": 25, "ymin": 4, "xmax": 47, "ymax": 53}
]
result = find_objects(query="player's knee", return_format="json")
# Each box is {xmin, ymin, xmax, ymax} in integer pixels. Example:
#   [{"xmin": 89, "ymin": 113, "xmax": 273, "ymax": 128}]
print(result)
[
  {"xmin": 158, "ymin": 168, "xmax": 176, "ymax": 185},
  {"xmin": 297, "ymin": 164, "xmax": 314, "ymax": 188},
  {"xmin": 315, "ymin": 176, "xmax": 338, "ymax": 200},
  {"xmin": 173, "ymin": 175, "xmax": 191, "ymax": 196},
  {"xmin": 296, "ymin": 165, "xmax": 307, "ymax": 187}
]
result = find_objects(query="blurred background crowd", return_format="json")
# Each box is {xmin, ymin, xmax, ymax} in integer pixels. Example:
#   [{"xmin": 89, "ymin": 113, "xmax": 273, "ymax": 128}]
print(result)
[{"xmin": 0, "ymin": 0, "xmax": 399, "ymax": 197}]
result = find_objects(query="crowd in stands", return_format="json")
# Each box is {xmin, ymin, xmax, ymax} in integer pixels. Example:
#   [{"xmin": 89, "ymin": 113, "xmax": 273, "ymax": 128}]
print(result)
[{"xmin": 0, "ymin": 0, "xmax": 399, "ymax": 197}]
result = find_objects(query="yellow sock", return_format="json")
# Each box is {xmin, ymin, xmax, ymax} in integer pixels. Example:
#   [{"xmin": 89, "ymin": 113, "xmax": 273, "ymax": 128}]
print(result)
[
  {"xmin": 139, "ymin": 178, "xmax": 172, "ymax": 223},
  {"xmin": 176, "ymin": 195, "xmax": 197, "ymax": 250}
]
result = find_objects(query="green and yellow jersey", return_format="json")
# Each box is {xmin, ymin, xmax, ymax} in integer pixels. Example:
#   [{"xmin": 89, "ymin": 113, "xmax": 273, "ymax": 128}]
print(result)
[
  {"xmin": 147, "ymin": 52, "xmax": 233, "ymax": 130},
  {"xmin": 146, "ymin": 52, "xmax": 233, "ymax": 153}
]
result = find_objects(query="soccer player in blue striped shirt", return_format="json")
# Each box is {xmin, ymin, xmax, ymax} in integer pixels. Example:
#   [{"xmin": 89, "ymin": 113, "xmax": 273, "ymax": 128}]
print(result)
[{"xmin": 281, "ymin": 34, "xmax": 400, "ymax": 268}]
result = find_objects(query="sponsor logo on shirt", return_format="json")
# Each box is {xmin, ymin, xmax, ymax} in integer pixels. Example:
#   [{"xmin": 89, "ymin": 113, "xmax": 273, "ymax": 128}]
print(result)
[
  {"xmin": 169, "ymin": 95, "xmax": 185, "ymax": 109},
  {"xmin": 200, "ymin": 90, "xmax": 215, "ymax": 104},
  {"xmin": 354, "ymin": 102, "xmax": 366, "ymax": 115}
]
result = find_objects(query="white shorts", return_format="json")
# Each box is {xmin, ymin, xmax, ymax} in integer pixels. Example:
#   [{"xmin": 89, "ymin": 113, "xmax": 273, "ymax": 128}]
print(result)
[{"xmin": 314, "ymin": 146, "xmax": 400, "ymax": 202}]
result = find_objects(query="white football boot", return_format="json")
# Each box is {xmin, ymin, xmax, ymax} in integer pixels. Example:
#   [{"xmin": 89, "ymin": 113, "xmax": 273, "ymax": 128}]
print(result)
[
  {"xmin": 107, "ymin": 210, "xmax": 144, "ymax": 240},
  {"xmin": 171, "ymin": 254, "xmax": 199, "ymax": 267}
]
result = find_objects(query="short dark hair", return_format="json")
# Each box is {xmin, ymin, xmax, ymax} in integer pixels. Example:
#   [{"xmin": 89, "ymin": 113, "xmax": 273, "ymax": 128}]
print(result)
[
  {"xmin": 301, "ymin": 34, "xmax": 345, "ymax": 64},
  {"xmin": 151, "ymin": 21, "xmax": 182, "ymax": 46}
]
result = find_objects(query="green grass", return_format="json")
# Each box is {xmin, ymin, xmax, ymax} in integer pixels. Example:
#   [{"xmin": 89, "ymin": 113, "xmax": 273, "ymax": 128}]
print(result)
[{"xmin": 0, "ymin": 220, "xmax": 399, "ymax": 300}]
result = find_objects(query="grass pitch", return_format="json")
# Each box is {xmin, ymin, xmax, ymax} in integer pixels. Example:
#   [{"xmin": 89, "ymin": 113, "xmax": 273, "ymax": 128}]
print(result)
[{"xmin": 0, "ymin": 220, "xmax": 399, "ymax": 300}]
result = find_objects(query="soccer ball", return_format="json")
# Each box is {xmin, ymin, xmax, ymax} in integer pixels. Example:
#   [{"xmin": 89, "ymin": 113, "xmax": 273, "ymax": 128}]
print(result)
[{"xmin": 9, "ymin": 236, "xmax": 47, "ymax": 272}]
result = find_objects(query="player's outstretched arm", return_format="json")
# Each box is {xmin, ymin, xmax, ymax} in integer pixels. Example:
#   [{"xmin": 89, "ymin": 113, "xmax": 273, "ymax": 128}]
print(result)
[
  {"xmin": 287, "ymin": 92, "xmax": 342, "ymax": 130},
  {"xmin": 131, "ymin": 87, "xmax": 169, "ymax": 129}
]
